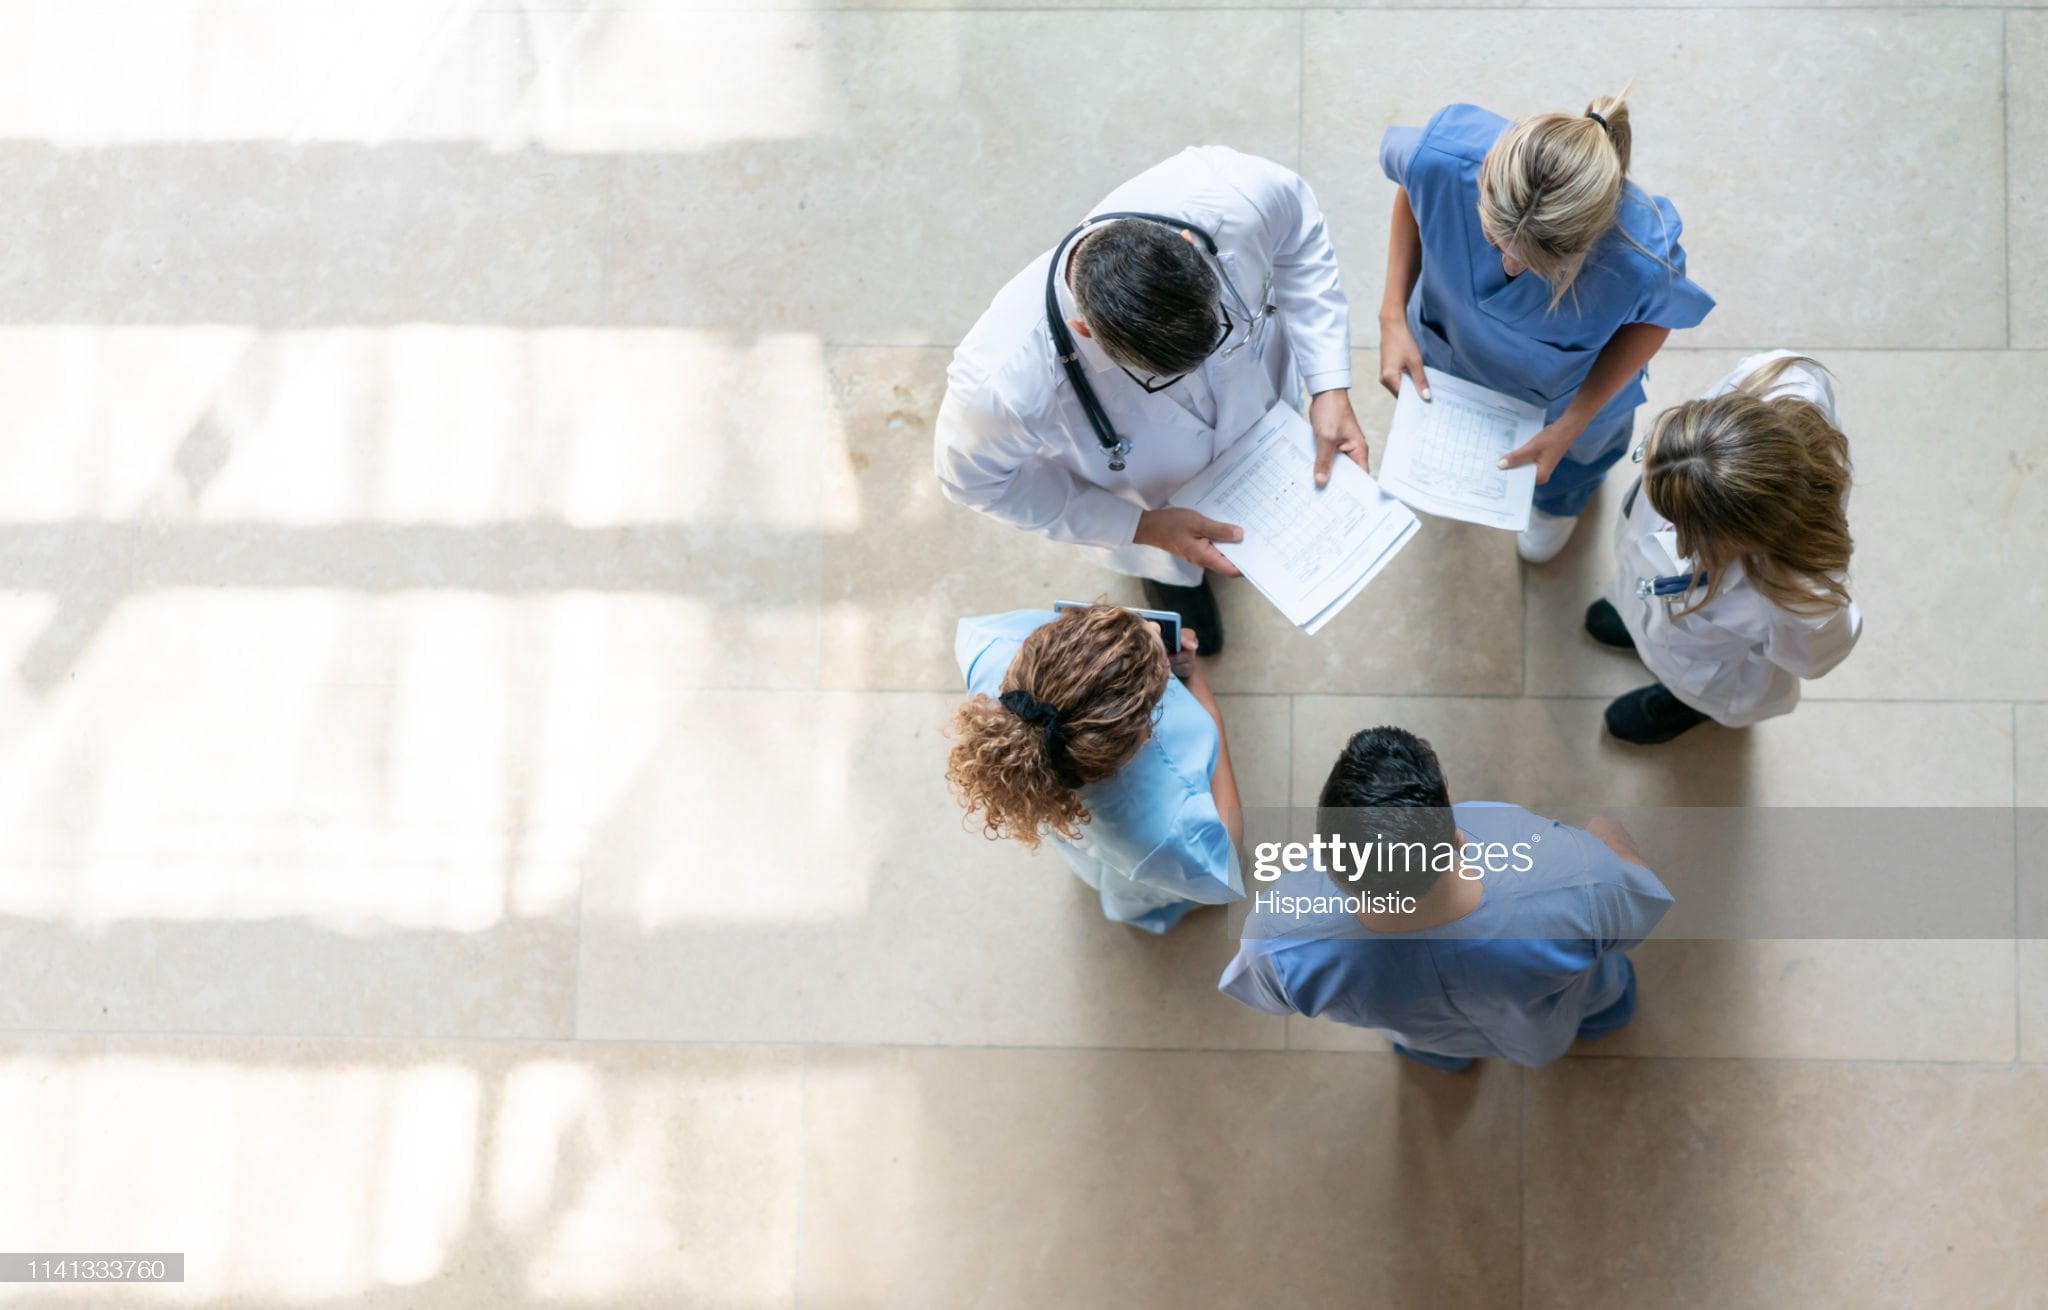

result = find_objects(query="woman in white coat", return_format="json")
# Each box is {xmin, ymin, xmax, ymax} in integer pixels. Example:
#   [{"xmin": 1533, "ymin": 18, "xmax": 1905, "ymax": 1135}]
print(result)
[{"xmin": 1585, "ymin": 351, "xmax": 1861, "ymax": 744}]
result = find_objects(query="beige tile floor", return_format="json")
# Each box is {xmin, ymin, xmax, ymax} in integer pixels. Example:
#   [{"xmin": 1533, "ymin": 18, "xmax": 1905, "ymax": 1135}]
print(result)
[{"xmin": 1, "ymin": 1, "xmax": 2044, "ymax": 1305}]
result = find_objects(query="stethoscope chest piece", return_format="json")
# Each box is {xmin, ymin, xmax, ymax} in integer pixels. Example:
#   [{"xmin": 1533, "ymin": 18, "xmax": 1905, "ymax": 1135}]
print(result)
[{"xmin": 1637, "ymin": 572, "xmax": 1710, "ymax": 601}]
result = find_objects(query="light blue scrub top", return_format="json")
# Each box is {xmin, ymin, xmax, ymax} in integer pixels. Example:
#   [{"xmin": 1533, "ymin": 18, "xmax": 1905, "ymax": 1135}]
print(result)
[
  {"xmin": 956, "ymin": 610, "xmax": 1243, "ymax": 933},
  {"xmin": 1217, "ymin": 802, "xmax": 1673, "ymax": 1066},
  {"xmin": 1381, "ymin": 104, "xmax": 1716, "ymax": 449}
]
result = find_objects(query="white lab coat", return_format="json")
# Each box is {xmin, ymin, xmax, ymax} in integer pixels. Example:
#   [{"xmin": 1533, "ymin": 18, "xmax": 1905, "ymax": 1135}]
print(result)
[
  {"xmin": 1610, "ymin": 351, "xmax": 1862, "ymax": 727},
  {"xmin": 934, "ymin": 147, "xmax": 1353, "ymax": 584}
]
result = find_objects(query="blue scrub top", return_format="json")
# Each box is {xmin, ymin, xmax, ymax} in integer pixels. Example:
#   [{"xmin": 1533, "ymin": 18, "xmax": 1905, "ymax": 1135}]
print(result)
[
  {"xmin": 1381, "ymin": 104, "xmax": 1715, "ymax": 437},
  {"xmin": 955, "ymin": 610, "xmax": 1244, "ymax": 933},
  {"xmin": 1217, "ymin": 802, "xmax": 1673, "ymax": 1066}
]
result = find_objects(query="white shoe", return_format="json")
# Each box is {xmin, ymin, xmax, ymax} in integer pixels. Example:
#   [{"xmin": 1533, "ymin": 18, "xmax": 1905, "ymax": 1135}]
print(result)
[{"xmin": 1516, "ymin": 509, "xmax": 1578, "ymax": 564}]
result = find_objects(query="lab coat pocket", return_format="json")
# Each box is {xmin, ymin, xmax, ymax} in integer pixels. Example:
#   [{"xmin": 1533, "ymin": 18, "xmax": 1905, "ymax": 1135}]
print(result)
[
  {"xmin": 1665, "ymin": 650, "xmax": 1729, "ymax": 701},
  {"xmin": 1654, "ymin": 618, "xmax": 1754, "ymax": 701}
]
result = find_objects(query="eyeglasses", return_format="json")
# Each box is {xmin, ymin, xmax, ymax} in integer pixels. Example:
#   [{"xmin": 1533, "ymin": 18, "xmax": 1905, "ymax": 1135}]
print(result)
[
  {"xmin": 1116, "ymin": 267, "xmax": 1274, "ymax": 394},
  {"xmin": 1119, "ymin": 304, "xmax": 1234, "ymax": 393}
]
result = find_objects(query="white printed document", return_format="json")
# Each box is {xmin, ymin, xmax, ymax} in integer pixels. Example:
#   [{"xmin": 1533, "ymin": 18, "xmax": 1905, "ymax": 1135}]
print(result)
[
  {"xmin": 1378, "ymin": 372, "xmax": 1544, "ymax": 532},
  {"xmin": 1169, "ymin": 400, "xmax": 1418, "ymax": 635}
]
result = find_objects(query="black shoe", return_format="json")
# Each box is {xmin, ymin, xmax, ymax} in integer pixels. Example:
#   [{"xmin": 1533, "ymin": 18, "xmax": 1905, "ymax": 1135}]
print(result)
[
  {"xmin": 1605, "ymin": 683, "xmax": 1710, "ymax": 745},
  {"xmin": 1584, "ymin": 598, "xmax": 1635, "ymax": 650},
  {"xmin": 1141, "ymin": 575, "xmax": 1224, "ymax": 657}
]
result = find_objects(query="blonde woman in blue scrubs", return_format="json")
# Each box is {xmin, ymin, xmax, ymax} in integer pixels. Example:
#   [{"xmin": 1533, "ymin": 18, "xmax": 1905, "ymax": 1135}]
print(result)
[{"xmin": 1377, "ymin": 89, "xmax": 1715, "ymax": 562}]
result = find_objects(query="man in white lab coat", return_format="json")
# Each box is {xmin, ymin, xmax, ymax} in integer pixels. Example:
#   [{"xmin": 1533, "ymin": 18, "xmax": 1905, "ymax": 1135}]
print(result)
[{"xmin": 933, "ymin": 147, "xmax": 1367, "ymax": 655}]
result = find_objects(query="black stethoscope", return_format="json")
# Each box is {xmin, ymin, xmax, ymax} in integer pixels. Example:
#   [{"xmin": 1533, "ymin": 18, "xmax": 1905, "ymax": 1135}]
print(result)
[{"xmin": 1044, "ymin": 212, "xmax": 1265, "ymax": 474}]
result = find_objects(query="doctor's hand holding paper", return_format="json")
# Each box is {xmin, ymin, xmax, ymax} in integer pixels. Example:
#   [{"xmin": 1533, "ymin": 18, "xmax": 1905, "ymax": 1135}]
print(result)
[
  {"xmin": 934, "ymin": 147, "xmax": 1360, "ymax": 658},
  {"xmin": 1132, "ymin": 507, "xmax": 1244, "ymax": 577},
  {"xmin": 1308, "ymin": 387, "xmax": 1372, "ymax": 488}
]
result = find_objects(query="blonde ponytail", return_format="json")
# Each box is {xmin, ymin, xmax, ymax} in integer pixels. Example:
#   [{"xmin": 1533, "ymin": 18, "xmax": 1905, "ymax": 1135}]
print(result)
[
  {"xmin": 1583, "ymin": 87, "xmax": 1633, "ymax": 173},
  {"xmin": 1478, "ymin": 82, "xmax": 1636, "ymax": 308}
]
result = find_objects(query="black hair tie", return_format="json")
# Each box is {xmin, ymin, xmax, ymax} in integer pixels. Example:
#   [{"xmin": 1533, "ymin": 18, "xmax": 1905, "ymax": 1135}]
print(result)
[
  {"xmin": 1586, "ymin": 110, "xmax": 1609, "ymax": 131},
  {"xmin": 1000, "ymin": 688, "xmax": 1085, "ymax": 790}
]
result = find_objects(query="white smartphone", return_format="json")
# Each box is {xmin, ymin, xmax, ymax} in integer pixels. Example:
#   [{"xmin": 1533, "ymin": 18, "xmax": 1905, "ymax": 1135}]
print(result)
[{"xmin": 1052, "ymin": 600, "xmax": 1181, "ymax": 654}]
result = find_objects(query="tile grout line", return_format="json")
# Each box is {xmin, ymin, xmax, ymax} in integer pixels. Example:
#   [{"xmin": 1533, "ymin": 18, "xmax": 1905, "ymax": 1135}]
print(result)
[
  {"xmin": 1283, "ymin": 692, "xmax": 1296, "ymax": 1051},
  {"xmin": 40, "ymin": 1, "xmax": 2048, "ymax": 7},
  {"xmin": 2014, "ymin": 701, "xmax": 2022, "ymax": 1066},
  {"xmin": 794, "ymin": 1046, "xmax": 810, "ymax": 1305},
  {"xmin": 2004, "ymin": 9, "xmax": 2014, "ymax": 351},
  {"xmin": 1517, "ymin": 1064, "xmax": 1528, "ymax": 1310},
  {"xmin": 825, "ymin": 342, "xmax": 2048, "ymax": 353},
  {"xmin": 572, "ymin": 876, "xmax": 585, "ymax": 1043},
  {"xmin": 1286, "ymin": 691, "xmax": 1296, "ymax": 813},
  {"xmin": 1519, "ymin": 566, "xmax": 1531, "ymax": 699},
  {"xmin": 1294, "ymin": 8, "xmax": 1306, "ymax": 177},
  {"xmin": 596, "ymin": 103, "xmax": 619, "ymax": 364},
  {"xmin": 675, "ymin": 4, "xmax": 2048, "ymax": 13},
  {"xmin": 42, "ymin": 688, "xmax": 2048, "ymax": 707},
  {"xmin": 699, "ymin": 688, "xmax": 2048, "ymax": 707},
  {"xmin": 7, "ymin": 1028, "xmax": 2041, "ymax": 1069}
]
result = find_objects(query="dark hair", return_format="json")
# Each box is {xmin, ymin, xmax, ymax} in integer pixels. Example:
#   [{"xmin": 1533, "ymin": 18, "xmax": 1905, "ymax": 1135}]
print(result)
[
  {"xmin": 1316, "ymin": 726, "xmax": 1457, "ymax": 899},
  {"xmin": 1070, "ymin": 220, "xmax": 1221, "ymax": 379}
]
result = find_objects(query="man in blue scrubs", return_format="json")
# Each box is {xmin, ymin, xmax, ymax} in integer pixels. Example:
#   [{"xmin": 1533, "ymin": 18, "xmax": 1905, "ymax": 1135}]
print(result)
[{"xmin": 1218, "ymin": 725, "xmax": 1671, "ymax": 1069}]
